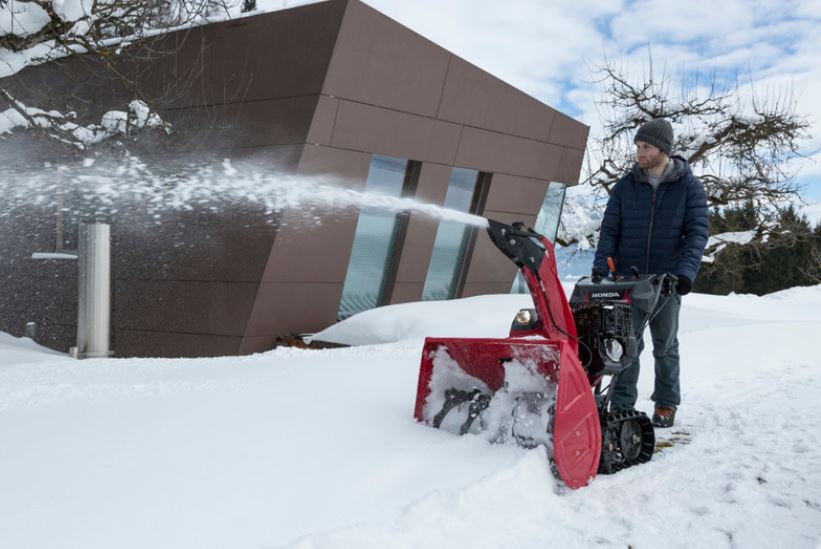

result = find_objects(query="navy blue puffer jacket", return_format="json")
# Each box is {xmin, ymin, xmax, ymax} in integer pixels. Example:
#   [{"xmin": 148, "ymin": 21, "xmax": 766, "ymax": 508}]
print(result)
[{"xmin": 593, "ymin": 156, "xmax": 709, "ymax": 283}]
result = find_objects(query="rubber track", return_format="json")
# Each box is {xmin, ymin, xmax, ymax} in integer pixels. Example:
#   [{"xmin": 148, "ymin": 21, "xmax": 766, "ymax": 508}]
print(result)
[{"xmin": 598, "ymin": 409, "xmax": 655, "ymax": 474}]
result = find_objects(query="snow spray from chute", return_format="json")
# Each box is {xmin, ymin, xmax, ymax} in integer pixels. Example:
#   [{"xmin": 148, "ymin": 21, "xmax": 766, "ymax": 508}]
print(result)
[
  {"xmin": 0, "ymin": 159, "xmax": 490, "ymax": 228},
  {"xmin": 2, "ymin": 157, "xmax": 489, "ymax": 360}
]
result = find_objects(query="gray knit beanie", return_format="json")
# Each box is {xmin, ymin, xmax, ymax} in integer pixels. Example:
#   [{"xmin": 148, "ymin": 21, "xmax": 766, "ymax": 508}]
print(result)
[{"xmin": 634, "ymin": 118, "xmax": 674, "ymax": 156}]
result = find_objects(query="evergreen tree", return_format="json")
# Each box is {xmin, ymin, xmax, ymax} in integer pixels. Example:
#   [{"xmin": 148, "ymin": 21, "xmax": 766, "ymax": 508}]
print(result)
[{"xmin": 695, "ymin": 205, "xmax": 819, "ymax": 295}]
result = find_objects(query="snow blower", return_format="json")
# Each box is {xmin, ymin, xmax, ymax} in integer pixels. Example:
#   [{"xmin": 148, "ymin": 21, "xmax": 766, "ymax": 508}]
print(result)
[{"xmin": 413, "ymin": 219, "xmax": 676, "ymax": 488}]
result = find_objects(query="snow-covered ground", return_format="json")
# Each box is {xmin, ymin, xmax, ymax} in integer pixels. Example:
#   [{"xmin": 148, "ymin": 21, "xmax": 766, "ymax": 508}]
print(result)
[{"xmin": 2, "ymin": 286, "xmax": 821, "ymax": 548}]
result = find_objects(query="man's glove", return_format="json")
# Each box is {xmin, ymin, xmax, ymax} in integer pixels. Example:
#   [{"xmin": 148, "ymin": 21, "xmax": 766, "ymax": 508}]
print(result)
[{"xmin": 676, "ymin": 276, "xmax": 693, "ymax": 295}]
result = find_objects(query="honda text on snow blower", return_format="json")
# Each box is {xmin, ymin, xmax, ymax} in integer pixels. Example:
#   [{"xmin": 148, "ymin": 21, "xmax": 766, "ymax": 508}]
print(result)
[{"xmin": 413, "ymin": 219, "xmax": 677, "ymax": 489}]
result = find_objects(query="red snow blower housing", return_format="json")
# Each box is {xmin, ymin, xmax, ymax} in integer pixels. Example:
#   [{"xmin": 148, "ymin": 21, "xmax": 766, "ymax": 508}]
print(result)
[{"xmin": 414, "ymin": 219, "xmax": 676, "ymax": 488}]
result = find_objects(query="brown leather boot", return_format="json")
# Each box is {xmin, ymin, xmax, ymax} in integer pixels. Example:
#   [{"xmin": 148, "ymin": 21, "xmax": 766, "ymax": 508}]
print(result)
[{"xmin": 652, "ymin": 405, "xmax": 676, "ymax": 428}]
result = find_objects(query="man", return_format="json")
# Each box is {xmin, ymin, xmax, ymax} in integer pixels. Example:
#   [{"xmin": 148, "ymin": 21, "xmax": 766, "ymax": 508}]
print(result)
[{"xmin": 593, "ymin": 118, "xmax": 709, "ymax": 428}]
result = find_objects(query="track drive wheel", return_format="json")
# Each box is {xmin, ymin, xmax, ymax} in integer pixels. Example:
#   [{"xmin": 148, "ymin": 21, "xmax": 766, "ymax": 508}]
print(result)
[{"xmin": 598, "ymin": 409, "xmax": 655, "ymax": 474}]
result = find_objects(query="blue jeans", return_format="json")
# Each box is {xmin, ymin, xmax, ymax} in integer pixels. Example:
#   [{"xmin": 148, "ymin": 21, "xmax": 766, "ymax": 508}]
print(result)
[{"xmin": 610, "ymin": 293, "xmax": 682, "ymax": 410}]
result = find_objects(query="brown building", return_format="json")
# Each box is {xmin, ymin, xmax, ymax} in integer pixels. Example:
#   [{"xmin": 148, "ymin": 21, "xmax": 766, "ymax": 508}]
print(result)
[{"xmin": 0, "ymin": 0, "xmax": 588, "ymax": 357}]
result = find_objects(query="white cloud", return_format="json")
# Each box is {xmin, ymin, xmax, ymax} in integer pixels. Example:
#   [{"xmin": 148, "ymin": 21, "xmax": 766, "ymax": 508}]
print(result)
[
  {"xmin": 610, "ymin": 0, "xmax": 757, "ymax": 47},
  {"xmin": 797, "ymin": 0, "xmax": 821, "ymax": 17}
]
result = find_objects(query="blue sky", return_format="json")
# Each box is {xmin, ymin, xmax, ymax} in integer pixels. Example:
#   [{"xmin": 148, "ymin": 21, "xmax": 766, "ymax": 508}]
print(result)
[{"xmin": 357, "ymin": 0, "xmax": 821, "ymax": 202}]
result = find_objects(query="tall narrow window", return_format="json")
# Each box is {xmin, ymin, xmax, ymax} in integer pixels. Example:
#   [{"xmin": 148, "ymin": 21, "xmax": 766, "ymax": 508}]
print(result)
[
  {"xmin": 537, "ymin": 182, "xmax": 566, "ymax": 243},
  {"xmin": 337, "ymin": 155, "xmax": 412, "ymax": 320},
  {"xmin": 512, "ymin": 182, "xmax": 567, "ymax": 293},
  {"xmin": 421, "ymin": 168, "xmax": 483, "ymax": 301}
]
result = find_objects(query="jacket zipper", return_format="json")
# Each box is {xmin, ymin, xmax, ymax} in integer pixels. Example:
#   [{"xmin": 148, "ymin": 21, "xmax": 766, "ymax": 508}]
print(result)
[{"xmin": 645, "ymin": 189, "xmax": 657, "ymax": 273}]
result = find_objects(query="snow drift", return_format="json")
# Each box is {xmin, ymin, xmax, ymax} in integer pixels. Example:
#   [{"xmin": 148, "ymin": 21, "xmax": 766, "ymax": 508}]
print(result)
[{"xmin": 1, "ymin": 286, "xmax": 820, "ymax": 548}]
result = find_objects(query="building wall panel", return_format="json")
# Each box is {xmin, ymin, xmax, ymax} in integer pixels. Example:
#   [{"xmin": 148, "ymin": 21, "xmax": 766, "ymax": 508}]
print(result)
[
  {"xmin": 389, "ymin": 282, "xmax": 425, "ymax": 305},
  {"xmin": 115, "ymin": 329, "xmax": 242, "ymax": 358},
  {"xmin": 112, "ymin": 209, "xmax": 277, "ymax": 284},
  {"xmin": 322, "ymin": 0, "xmax": 450, "ymax": 117},
  {"xmin": 306, "ymin": 95, "xmax": 340, "ymax": 146},
  {"xmin": 548, "ymin": 111, "xmax": 589, "ymax": 150},
  {"xmin": 0, "ymin": 272, "xmax": 77, "ymax": 346},
  {"xmin": 455, "ymin": 126, "xmax": 565, "ymax": 180},
  {"xmin": 437, "ymin": 56, "xmax": 556, "ymax": 142},
  {"xmin": 243, "ymin": 282, "xmax": 344, "ymax": 338},
  {"xmin": 556, "ymin": 147, "xmax": 586, "ymax": 185},
  {"xmin": 171, "ymin": 1, "xmax": 345, "ymax": 108},
  {"xmin": 483, "ymin": 174, "xmax": 551, "ymax": 215},
  {"xmin": 461, "ymin": 282, "xmax": 517, "ymax": 298},
  {"xmin": 158, "ymin": 96, "xmax": 320, "ymax": 150},
  {"xmin": 330, "ymin": 100, "xmax": 461, "ymax": 164},
  {"xmin": 113, "ymin": 280, "xmax": 258, "ymax": 337}
]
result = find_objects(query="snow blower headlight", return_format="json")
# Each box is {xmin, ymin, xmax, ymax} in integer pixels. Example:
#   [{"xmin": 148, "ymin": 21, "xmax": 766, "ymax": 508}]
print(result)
[
  {"xmin": 515, "ymin": 309, "xmax": 533, "ymax": 325},
  {"xmin": 511, "ymin": 308, "xmax": 540, "ymax": 332}
]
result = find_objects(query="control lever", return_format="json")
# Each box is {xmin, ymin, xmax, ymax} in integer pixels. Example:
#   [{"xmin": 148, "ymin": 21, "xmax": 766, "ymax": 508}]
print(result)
[
  {"xmin": 660, "ymin": 273, "xmax": 679, "ymax": 296},
  {"xmin": 607, "ymin": 257, "xmax": 617, "ymax": 279}
]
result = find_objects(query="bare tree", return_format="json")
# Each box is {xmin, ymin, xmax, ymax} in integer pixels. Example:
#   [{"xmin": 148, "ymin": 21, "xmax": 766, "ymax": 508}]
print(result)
[
  {"xmin": 585, "ymin": 52, "xmax": 811, "ymax": 237},
  {"xmin": 1, "ymin": 0, "xmax": 232, "ymax": 52},
  {"xmin": 0, "ymin": 0, "xmax": 237, "ymax": 149}
]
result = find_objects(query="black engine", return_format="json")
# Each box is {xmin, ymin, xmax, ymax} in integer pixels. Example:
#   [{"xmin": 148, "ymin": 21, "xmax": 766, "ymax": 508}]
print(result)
[
  {"xmin": 569, "ymin": 275, "xmax": 664, "ymax": 382},
  {"xmin": 568, "ymin": 273, "xmax": 674, "ymax": 473}
]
